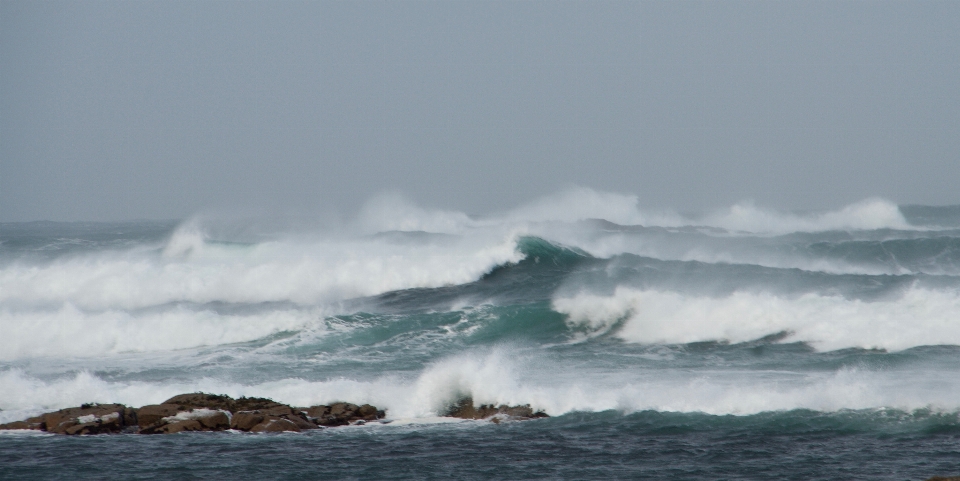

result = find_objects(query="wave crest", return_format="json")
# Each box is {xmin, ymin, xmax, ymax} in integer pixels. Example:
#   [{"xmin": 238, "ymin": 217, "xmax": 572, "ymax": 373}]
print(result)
[{"xmin": 554, "ymin": 287, "xmax": 960, "ymax": 351}]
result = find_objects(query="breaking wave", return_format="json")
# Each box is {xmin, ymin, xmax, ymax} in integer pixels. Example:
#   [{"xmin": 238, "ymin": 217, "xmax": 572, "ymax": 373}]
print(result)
[
  {"xmin": 4, "ymin": 348, "xmax": 960, "ymax": 424},
  {"xmin": 554, "ymin": 287, "xmax": 960, "ymax": 352}
]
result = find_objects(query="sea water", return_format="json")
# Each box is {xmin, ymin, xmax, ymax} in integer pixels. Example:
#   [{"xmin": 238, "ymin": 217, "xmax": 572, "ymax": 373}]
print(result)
[{"xmin": 2, "ymin": 190, "xmax": 959, "ymax": 479}]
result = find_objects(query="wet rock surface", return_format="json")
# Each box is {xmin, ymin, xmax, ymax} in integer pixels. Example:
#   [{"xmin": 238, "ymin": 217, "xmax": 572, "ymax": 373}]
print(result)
[
  {"xmin": 445, "ymin": 397, "xmax": 548, "ymax": 422},
  {"xmin": 304, "ymin": 402, "xmax": 386, "ymax": 426},
  {"xmin": 0, "ymin": 393, "xmax": 386, "ymax": 435},
  {"xmin": 0, "ymin": 393, "xmax": 547, "ymax": 434},
  {"xmin": 41, "ymin": 404, "xmax": 134, "ymax": 435},
  {"xmin": 0, "ymin": 415, "xmax": 45, "ymax": 431}
]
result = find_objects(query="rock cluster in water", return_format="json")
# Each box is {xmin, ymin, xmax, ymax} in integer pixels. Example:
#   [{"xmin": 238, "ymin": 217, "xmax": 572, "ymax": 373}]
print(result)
[
  {"xmin": 444, "ymin": 396, "xmax": 548, "ymax": 423},
  {"xmin": 0, "ymin": 393, "xmax": 385, "ymax": 435},
  {"xmin": 0, "ymin": 393, "xmax": 550, "ymax": 435}
]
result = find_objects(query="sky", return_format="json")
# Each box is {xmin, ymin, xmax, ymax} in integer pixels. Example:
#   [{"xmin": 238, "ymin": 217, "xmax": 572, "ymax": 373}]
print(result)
[{"xmin": 2, "ymin": 0, "xmax": 959, "ymax": 222}]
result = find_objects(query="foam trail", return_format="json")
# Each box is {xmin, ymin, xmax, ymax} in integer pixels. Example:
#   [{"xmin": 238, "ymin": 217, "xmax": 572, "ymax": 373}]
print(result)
[{"xmin": 555, "ymin": 287, "xmax": 960, "ymax": 351}]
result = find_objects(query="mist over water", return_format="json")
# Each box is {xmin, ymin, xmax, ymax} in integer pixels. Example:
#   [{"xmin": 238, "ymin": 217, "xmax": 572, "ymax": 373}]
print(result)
[{"xmin": 3, "ymin": 189, "xmax": 960, "ymax": 479}]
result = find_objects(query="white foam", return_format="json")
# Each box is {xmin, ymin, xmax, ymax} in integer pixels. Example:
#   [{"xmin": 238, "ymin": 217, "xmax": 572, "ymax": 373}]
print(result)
[
  {"xmin": 0, "ymin": 304, "xmax": 325, "ymax": 361},
  {"xmin": 0, "ymin": 230, "xmax": 522, "ymax": 311},
  {"xmin": 554, "ymin": 287, "xmax": 960, "ymax": 351},
  {"xmin": 3, "ymin": 350, "xmax": 960, "ymax": 424}
]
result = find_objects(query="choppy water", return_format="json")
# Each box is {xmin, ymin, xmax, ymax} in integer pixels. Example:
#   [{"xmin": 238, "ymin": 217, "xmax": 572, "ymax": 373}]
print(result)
[{"xmin": 2, "ymin": 191, "xmax": 960, "ymax": 479}]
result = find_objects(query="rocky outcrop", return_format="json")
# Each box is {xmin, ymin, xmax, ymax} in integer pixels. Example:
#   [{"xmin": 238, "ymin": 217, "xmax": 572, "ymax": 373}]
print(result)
[
  {"xmin": 0, "ymin": 402, "xmax": 148, "ymax": 435},
  {"xmin": 0, "ymin": 415, "xmax": 45, "ymax": 431},
  {"xmin": 303, "ymin": 402, "xmax": 385, "ymax": 426},
  {"xmin": 139, "ymin": 407, "xmax": 231, "ymax": 434},
  {"xmin": 0, "ymin": 393, "xmax": 547, "ymax": 434},
  {"xmin": 0, "ymin": 393, "xmax": 386, "ymax": 435},
  {"xmin": 444, "ymin": 397, "xmax": 548, "ymax": 422},
  {"xmin": 36, "ymin": 404, "xmax": 137, "ymax": 435}
]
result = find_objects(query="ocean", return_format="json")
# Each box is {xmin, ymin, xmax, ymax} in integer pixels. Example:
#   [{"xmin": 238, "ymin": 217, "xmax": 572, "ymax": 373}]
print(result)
[{"xmin": 2, "ymin": 191, "xmax": 960, "ymax": 479}]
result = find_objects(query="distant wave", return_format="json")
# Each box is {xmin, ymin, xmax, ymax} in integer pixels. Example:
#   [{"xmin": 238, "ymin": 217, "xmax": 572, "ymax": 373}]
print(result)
[{"xmin": 355, "ymin": 188, "xmax": 926, "ymax": 235}]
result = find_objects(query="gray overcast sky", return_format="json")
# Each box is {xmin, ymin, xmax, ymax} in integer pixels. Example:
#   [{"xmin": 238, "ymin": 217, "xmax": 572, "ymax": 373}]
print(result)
[{"xmin": 2, "ymin": 0, "xmax": 959, "ymax": 221}]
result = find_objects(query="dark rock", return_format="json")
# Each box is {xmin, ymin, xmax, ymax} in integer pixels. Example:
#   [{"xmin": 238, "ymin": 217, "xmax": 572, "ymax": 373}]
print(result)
[
  {"xmin": 1, "ymin": 393, "xmax": 384, "ymax": 435},
  {"xmin": 0, "ymin": 421, "xmax": 39, "ymax": 430},
  {"xmin": 250, "ymin": 416, "xmax": 301, "ymax": 433},
  {"xmin": 228, "ymin": 406, "xmax": 316, "ymax": 432},
  {"xmin": 139, "ymin": 408, "xmax": 230, "ymax": 434},
  {"xmin": 163, "ymin": 393, "xmax": 227, "ymax": 405},
  {"xmin": 196, "ymin": 411, "xmax": 230, "ymax": 430},
  {"xmin": 282, "ymin": 414, "xmax": 317, "ymax": 430},
  {"xmin": 123, "ymin": 407, "xmax": 138, "ymax": 428},
  {"xmin": 155, "ymin": 393, "xmax": 304, "ymax": 432},
  {"xmin": 136, "ymin": 404, "xmax": 182, "ymax": 428},
  {"xmin": 304, "ymin": 405, "xmax": 330, "ymax": 418},
  {"xmin": 64, "ymin": 421, "xmax": 121, "ymax": 436},
  {"xmin": 162, "ymin": 392, "xmax": 293, "ymax": 414},
  {"xmin": 444, "ymin": 397, "xmax": 548, "ymax": 421},
  {"xmin": 41, "ymin": 404, "xmax": 129, "ymax": 435},
  {"xmin": 256, "ymin": 405, "xmax": 295, "ymax": 417},
  {"xmin": 304, "ymin": 402, "xmax": 383, "ymax": 426},
  {"xmin": 496, "ymin": 405, "xmax": 544, "ymax": 418},
  {"xmin": 63, "ymin": 423, "xmax": 95, "ymax": 435},
  {"xmin": 0, "ymin": 415, "xmax": 44, "ymax": 431},
  {"xmin": 230, "ymin": 412, "xmax": 265, "ymax": 431},
  {"xmin": 233, "ymin": 397, "xmax": 290, "ymax": 412},
  {"xmin": 162, "ymin": 393, "xmax": 237, "ymax": 411},
  {"xmin": 926, "ymin": 477, "xmax": 960, "ymax": 481},
  {"xmin": 329, "ymin": 402, "xmax": 359, "ymax": 417},
  {"xmin": 135, "ymin": 396, "xmax": 230, "ymax": 434},
  {"xmin": 358, "ymin": 404, "xmax": 383, "ymax": 420},
  {"xmin": 315, "ymin": 416, "xmax": 349, "ymax": 427},
  {"xmin": 152, "ymin": 419, "xmax": 205, "ymax": 434}
]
